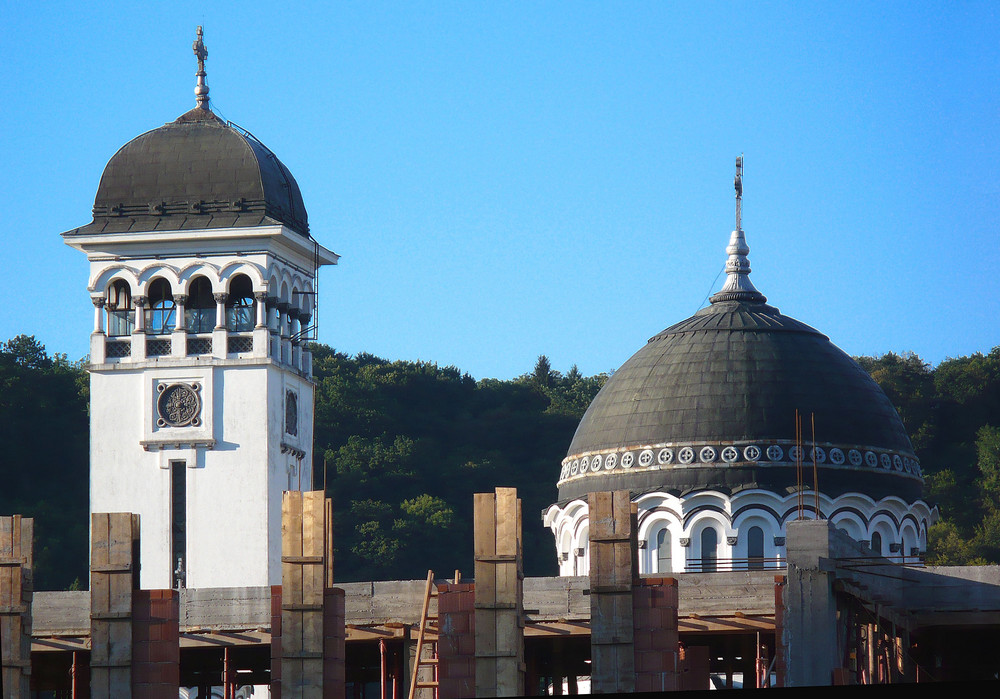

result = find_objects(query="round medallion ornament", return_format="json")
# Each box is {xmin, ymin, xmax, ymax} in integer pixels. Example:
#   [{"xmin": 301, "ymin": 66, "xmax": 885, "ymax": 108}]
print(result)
[
  {"xmin": 658, "ymin": 448, "xmax": 674, "ymax": 465},
  {"xmin": 789, "ymin": 446, "xmax": 804, "ymax": 462},
  {"xmin": 865, "ymin": 451, "xmax": 878, "ymax": 468},
  {"xmin": 829, "ymin": 448, "xmax": 845, "ymax": 465},
  {"xmin": 156, "ymin": 383, "xmax": 201, "ymax": 427},
  {"xmin": 678, "ymin": 447, "xmax": 695, "ymax": 464},
  {"xmin": 580, "ymin": 456, "xmax": 590, "ymax": 474},
  {"xmin": 605, "ymin": 453, "xmax": 618, "ymax": 470},
  {"xmin": 699, "ymin": 446, "xmax": 717, "ymax": 463},
  {"xmin": 560, "ymin": 464, "xmax": 569, "ymax": 480},
  {"xmin": 721, "ymin": 446, "xmax": 739, "ymax": 463},
  {"xmin": 880, "ymin": 453, "xmax": 892, "ymax": 470},
  {"xmin": 766, "ymin": 445, "xmax": 784, "ymax": 462},
  {"xmin": 744, "ymin": 445, "xmax": 761, "ymax": 462},
  {"xmin": 591, "ymin": 454, "xmax": 602, "ymax": 470},
  {"xmin": 570, "ymin": 460, "xmax": 580, "ymax": 476},
  {"xmin": 848, "ymin": 450, "xmax": 863, "ymax": 466},
  {"xmin": 639, "ymin": 449, "xmax": 654, "ymax": 467},
  {"xmin": 893, "ymin": 454, "xmax": 903, "ymax": 471},
  {"xmin": 811, "ymin": 447, "xmax": 826, "ymax": 463},
  {"xmin": 621, "ymin": 452, "xmax": 634, "ymax": 469}
]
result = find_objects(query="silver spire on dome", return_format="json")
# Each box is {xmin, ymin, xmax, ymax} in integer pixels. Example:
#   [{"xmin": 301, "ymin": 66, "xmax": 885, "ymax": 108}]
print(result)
[
  {"xmin": 710, "ymin": 155, "xmax": 767, "ymax": 304},
  {"xmin": 193, "ymin": 26, "xmax": 210, "ymax": 109}
]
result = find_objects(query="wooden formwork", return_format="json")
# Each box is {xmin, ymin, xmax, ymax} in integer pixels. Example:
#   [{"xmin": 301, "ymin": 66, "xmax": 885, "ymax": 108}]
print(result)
[
  {"xmin": 473, "ymin": 487, "xmax": 524, "ymax": 697},
  {"xmin": 0, "ymin": 515, "xmax": 33, "ymax": 698},
  {"xmin": 90, "ymin": 512, "xmax": 140, "ymax": 698},
  {"xmin": 587, "ymin": 490, "xmax": 638, "ymax": 694},
  {"xmin": 277, "ymin": 490, "xmax": 342, "ymax": 699}
]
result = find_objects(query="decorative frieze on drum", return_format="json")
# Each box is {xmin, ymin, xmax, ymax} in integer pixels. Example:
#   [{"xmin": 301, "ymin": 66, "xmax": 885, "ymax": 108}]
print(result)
[{"xmin": 557, "ymin": 440, "xmax": 922, "ymax": 485}]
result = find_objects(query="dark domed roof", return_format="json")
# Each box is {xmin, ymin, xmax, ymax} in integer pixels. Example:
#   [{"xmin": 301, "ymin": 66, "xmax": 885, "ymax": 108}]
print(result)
[
  {"xmin": 65, "ymin": 106, "xmax": 309, "ymax": 237},
  {"xmin": 558, "ymin": 224, "xmax": 922, "ymax": 503}
]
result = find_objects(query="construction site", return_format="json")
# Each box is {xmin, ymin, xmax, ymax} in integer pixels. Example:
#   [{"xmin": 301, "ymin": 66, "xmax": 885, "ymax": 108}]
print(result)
[{"xmin": 4, "ymin": 487, "xmax": 1000, "ymax": 697}]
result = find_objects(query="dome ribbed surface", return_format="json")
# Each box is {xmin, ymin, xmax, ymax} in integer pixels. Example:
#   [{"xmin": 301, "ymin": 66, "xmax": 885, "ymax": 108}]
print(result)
[
  {"xmin": 65, "ymin": 107, "xmax": 309, "ymax": 237},
  {"xmin": 559, "ymin": 299, "xmax": 921, "ymax": 502}
]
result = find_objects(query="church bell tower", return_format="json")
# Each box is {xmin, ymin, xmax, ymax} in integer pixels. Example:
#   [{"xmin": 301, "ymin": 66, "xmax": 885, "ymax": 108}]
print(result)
[{"xmin": 62, "ymin": 28, "xmax": 339, "ymax": 589}]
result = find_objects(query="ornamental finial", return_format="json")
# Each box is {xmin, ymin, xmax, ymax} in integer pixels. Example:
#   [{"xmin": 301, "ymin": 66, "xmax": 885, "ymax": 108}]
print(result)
[
  {"xmin": 710, "ymin": 154, "xmax": 767, "ymax": 305},
  {"xmin": 193, "ymin": 26, "xmax": 210, "ymax": 109}
]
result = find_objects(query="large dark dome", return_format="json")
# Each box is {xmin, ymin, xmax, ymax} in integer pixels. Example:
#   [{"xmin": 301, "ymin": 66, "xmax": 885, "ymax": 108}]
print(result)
[
  {"xmin": 557, "ymin": 226, "xmax": 922, "ymax": 504},
  {"xmin": 64, "ymin": 106, "xmax": 309, "ymax": 237}
]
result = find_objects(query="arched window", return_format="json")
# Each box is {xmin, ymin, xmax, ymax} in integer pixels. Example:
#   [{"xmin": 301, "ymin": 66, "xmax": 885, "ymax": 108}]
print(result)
[
  {"xmin": 186, "ymin": 277, "xmax": 215, "ymax": 333},
  {"xmin": 748, "ymin": 526, "xmax": 765, "ymax": 570},
  {"xmin": 701, "ymin": 527, "xmax": 718, "ymax": 572},
  {"xmin": 871, "ymin": 531, "xmax": 882, "ymax": 556},
  {"xmin": 145, "ymin": 279, "xmax": 175, "ymax": 335},
  {"xmin": 655, "ymin": 528, "xmax": 672, "ymax": 574},
  {"xmin": 226, "ymin": 275, "xmax": 255, "ymax": 332},
  {"xmin": 576, "ymin": 526, "xmax": 589, "ymax": 576},
  {"xmin": 106, "ymin": 280, "xmax": 134, "ymax": 336}
]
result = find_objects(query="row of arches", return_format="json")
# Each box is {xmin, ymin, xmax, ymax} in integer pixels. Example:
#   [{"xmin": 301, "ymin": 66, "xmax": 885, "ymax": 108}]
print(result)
[
  {"xmin": 545, "ymin": 490, "xmax": 936, "ymax": 577},
  {"xmin": 105, "ymin": 275, "xmax": 258, "ymax": 336}
]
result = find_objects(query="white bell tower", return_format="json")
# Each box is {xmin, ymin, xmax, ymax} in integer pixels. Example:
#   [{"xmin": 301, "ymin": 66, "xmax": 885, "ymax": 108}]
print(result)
[{"xmin": 63, "ymin": 28, "xmax": 339, "ymax": 589}]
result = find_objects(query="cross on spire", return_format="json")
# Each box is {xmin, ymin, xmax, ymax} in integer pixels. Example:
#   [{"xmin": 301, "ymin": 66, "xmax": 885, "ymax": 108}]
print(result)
[
  {"xmin": 193, "ymin": 26, "xmax": 210, "ymax": 109},
  {"xmin": 710, "ymin": 154, "xmax": 767, "ymax": 305}
]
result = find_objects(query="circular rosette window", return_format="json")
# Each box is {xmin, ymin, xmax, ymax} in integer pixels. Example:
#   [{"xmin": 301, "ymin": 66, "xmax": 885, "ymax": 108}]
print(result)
[{"xmin": 156, "ymin": 383, "xmax": 202, "ymax": 428}]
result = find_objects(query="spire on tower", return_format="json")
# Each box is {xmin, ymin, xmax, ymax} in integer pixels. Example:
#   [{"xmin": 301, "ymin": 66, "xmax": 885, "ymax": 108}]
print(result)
[
  {"xmin": 710, "ymin": 155, "xmax": 767, "ymax": 305},
  {"xmin": 193, "ymin": 26, "xmax": 210, "ymax": 109}
]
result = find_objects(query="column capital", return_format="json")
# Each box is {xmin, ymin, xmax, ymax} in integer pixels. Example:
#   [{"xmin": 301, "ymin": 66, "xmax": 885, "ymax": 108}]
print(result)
[
  {"xmin": 133, "ymin": 296, "xmax": 148, "ymax": 309},
  {"xmin": 213, "ymin": 292, "xmax": 228, "ymax": 304},
  {"xmin": 91, "ymin": 296, "xmax": 106, "ymax": 308},
  {"xmin": 173, "ymin": 294, "xmax": 189, "ymax": 305},
  {"xmin": 254, "ymin": 291, "xmax": 268, "ymax": 302}
]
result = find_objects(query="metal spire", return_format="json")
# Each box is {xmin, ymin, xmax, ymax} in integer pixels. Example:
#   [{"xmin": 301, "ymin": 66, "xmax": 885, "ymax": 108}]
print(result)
[
  {"xmin": 710, "ymin": 155, "xmax": 767, "ymax": 304},
  {"xmin": 193, "ymin": 26, "xmax": 210, "ymax": 109}
]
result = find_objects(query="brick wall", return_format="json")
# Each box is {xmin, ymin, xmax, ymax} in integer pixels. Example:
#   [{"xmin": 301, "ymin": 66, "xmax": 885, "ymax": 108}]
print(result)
[
  {"xmin": 270, "ymin": 584, "xmax": 282, "ymax": 699},
  {"xmin": 131, "ymin": 589, "xmax": 179, "ymax": 697},
  {"xmin": 437, "ymin": 583, "xmax": 476, "ymax": 699},
  {"xmin": 632, "ymin": 577, "xmax": 679, "ymax": 692},
  {"xmin": 324, "ymin": 588, "xmax": 346, "ymax": 699}
]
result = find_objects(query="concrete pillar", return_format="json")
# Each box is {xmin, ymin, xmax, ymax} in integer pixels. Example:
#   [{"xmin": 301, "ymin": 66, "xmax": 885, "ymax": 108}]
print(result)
[
  {"xmin": 782, "ymin": 520, "xmax": 839, "ymax": 687},
  {"xmin": 0, "ymin": 515, "xmax": 33, "ymax": 698}
]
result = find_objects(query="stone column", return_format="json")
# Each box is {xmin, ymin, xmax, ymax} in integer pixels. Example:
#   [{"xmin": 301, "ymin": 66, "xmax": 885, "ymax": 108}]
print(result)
[
  {"xmin": 92, "ymin": 296, "xmax": 106, "ymax": 333},
  {"xmin": 132, "ymin": 297, "xmax": 147, "ymax": 360},
  {"xmin": 277, "ymin": 302, "xmax": 292, "ymax": 363},
  {"xmin": 254, "ymin": 292, "xmax": 270, "ymax": 356},
  {"xmin": 213, "ymin": 293, "xmax": 228, "ymax": 359},
  {"xmin": 172, "ymin": 295, "xmax": 188, "ymax": 357},
  {"xmin": 213, "ymin": 293, "xmax": 228, "ymax": 330},
  {"xmin": 300, "ymin": 313, "xmax": 313, "ymax": 376},
  {"xmin": 289, "ymin": 310, "xmax": 303, "ymax": 369}
]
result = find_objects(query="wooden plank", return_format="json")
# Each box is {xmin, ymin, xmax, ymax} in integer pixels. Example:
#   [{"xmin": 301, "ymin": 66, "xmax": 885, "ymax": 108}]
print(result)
[
  {"xmin": 325, "ymin": 496, "xmax": 335, "ymax": 588},
  {"xmin": 89, "ymin": 512, "xmax": 135, "ymax": 699}
]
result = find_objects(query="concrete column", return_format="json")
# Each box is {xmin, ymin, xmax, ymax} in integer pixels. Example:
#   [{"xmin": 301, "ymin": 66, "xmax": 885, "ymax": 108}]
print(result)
[
  {"xmin": 133, "ymin": 296, "xmax": 147, "ymax": 333},
  {"xmin": 255, "ymin": 292, "xmax": 268, "ymax": 329},
  {"xmin": 782, "ymin": 520, "xmax": 839, "ymax": 687},
  {"xmin": 172, "ymin": 295, "xmax": 188, "ymax": 357},
  {"xmin": 213, "ymin": 293, "xmax": 228, "ymax": 329},
  {"xmin": 173, "ymin": 295, "xmax": 187, "ymax": 331}
]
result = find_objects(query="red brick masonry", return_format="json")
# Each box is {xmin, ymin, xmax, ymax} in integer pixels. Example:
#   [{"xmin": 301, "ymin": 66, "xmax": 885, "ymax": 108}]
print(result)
[
  {"xmin": 132, "ymin": 589, "xmax": 180, "ymax": 697},
  {"xmin": 437, "ymin": 583, "xmax": 476, "ymax": 699},
  {"xmin": 632, "ymin": 577, "xmax": 680, "ymax": 692}
]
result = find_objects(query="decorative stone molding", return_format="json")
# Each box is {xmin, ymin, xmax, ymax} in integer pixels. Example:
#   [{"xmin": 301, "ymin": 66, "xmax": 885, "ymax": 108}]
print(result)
[
  {"xmin": 155, "ymin": 382, "xmax": 202, "ymax": 428},
  {"xmin": 773, "ymin": 537, "xmax": 786, "ymax": 547},
  {"xmin": 213, "ymin": 292, "xmax": 228, "ymax": 304},
  {"xmin": 557, "ymin": 439, "xmax": 923, "ymax": 487},
  {"xmin": 679, "ymin": 538, "xmax": 691, "ymax": 547},
  {"xmin": 726, "ymin": 536, "xmax": 738, "ymax": 546},
  {"xmin": 280, "ymin": 442, "xmax": 306, "ymax": 460},
  {"xmin": 92, "ymin": 296, "xmax": 106, "ymax": 308}
]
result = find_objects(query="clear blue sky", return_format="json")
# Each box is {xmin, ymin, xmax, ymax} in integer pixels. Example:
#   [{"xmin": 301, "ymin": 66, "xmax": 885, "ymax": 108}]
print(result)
[{"xmin": 2, "ymin": 2, "xmax": 997, "ymax": 379}]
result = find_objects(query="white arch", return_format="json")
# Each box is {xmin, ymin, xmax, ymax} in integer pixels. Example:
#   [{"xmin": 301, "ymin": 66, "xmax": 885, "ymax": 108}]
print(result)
[
  {"xmin": 91, "ymin": 266, "xmax": 140, "ymax": 295},
  {"xmin": 178, "ymin": 263, "xmax": 222, "ymax": 293},
  {"xmin": 219, "ymin": 261, "xmax": 266, "ymax": 292}
]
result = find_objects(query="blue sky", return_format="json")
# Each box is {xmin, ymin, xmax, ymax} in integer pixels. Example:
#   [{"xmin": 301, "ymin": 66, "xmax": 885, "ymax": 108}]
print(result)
[{"xmin": 2, "ymin": 2, "xmax": 997, "ymax": 379}]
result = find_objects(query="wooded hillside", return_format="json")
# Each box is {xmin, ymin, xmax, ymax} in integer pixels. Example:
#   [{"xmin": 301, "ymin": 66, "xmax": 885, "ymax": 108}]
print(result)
[{"xmin": 1, "ymin": 334, "xmax": 996, "ymax": 589}]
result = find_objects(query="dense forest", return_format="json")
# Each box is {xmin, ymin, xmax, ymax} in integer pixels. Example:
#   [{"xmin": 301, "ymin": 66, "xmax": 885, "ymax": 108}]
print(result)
[{"xmin": 0, "ymin": 335, "xmax": 997, "ymax": 589}]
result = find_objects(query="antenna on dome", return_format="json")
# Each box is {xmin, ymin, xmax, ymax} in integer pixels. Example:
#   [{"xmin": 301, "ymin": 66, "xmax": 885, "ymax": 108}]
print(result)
[
  {"xmin": 735, "ymin": 154, "xmax": 743, "ymax": 232},
  {"xmin": 193, "ymin": 26, "xmax": 210, "ymax": 109},
  {"xmin": 710, "ymin": 154, "xmax": 766, "ymax": 305}
]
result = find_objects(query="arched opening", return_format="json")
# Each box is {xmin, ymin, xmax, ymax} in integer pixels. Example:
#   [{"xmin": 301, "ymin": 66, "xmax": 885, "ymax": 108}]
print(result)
[
  {"xmin": 106, "ymin": 280, "xmax": 133, "ymax": 336},
  {"xmin": 701, "ymin": 527, "xmax": 718, "ymax": 572},
  {"xmin": 748, "ymin": 526, "xmax": 765, "ymax": 570},
  {"xmin": 226, "ymin": 275, "xmax": 255, "ymax": 332},
  {"xmin": 871, "ymin": 531, "xmax": 883, "ymax": 556},
  {"xmin": 145, "ymin": 279, "xmax": 175, "ymax": 335},
  {"xmin": 655, "ymin": 527, "xmax": 672, "ymax": 574},
  {"xmin": 186, "ymin": 277, "xmax": 215, "ymax": 333},
  {"xmin": 576, "ymin": 526, "xmax": 589, "ymax": 576}
]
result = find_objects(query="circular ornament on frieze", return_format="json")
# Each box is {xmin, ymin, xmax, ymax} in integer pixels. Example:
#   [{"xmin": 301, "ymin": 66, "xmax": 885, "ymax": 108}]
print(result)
[
  {"xmin": 721, "ymin": 446, "xmax": 739, "ymax": 463},
  {"xmin": 658, "ymin": 448, "xmax": 673, "ymax": 465},
  {"xmin": 591, "ymin": 454, "xmax": 602, "ymax": 470},
  {"xmin": 580, "ymin": 456, "xmax": 590, "ymax": 474},
  {"xmin": 156, "ymin": 382, "xmax": 201, "ymax": 428},
  {"xmin": 570, "ymin": 460, "xmax": 579, "ymax": 476},
  {"xmin": 605, "ymin": 453, "xmax": 618, "ymax": 470},
  {"xmin": 829, "ymin": 448, "xmax": 845, "ymax": 465},
  {"xmin": 699, "ymin": 446, "xmax": 717, "ymax": 463},
  {"xmin": 893, "ymin": 454, "xmax": 903, "ymax": 471},
  {"xmin": 865, "ymin": 451, "xmax": 878, "ymax": 468},
  {"xmin": 811, "ymin": 447, "xmax": 826, "ymax": 463},
  {"xmin": 880, "ymin": 453, "xmax": 892, "ymax": 470},
  {"xmin": 621, "ymin": 452, "xmax": 635, "ymax": 469},
  {"xmin": 848, "ymin": 450, "xmax": 863, "ymax": 466},
  {"xmin": 766, "ymin": 445, "xmax": 784, "ymax": 462},
  {"xmin": 678, "ymin": 447, "xmax": 695, "ymax": 465},
  {"xmin": 639, "ymin": 449, "xmax": 654, "ymax": 467},
  {"xmin": 744, "ymin": 445, "xmax": 762, "ymax": 462}
]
